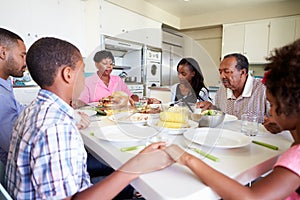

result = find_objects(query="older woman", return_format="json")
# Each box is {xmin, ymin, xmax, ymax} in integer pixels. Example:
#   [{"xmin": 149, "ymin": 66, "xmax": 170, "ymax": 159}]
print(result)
[{"xmin": 79, "ymin": 50, "xmax": 135, "ymax": 104}]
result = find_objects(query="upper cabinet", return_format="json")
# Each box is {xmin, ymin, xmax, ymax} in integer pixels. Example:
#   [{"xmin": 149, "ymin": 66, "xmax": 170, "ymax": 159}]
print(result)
[
  {"xmin": 294, "ymin": 15, "xmax": 300, "ymax": 40},
  {"xmin": 100, "ymin": 1, "xmax": 162, "ymax": 48},
  {"xmin": 0, "ymin": 0, "xmax": 87, "ymax": 56},
  {"xmin": 222, "ymin": 24, "xmax": 245, "ymax": 56},
  {"xmin": 222, "ymin": 16, "xmax": 298, "ymax": 63},
  {"xmin": 244, "ymin": 21, "xmax": 269, "ymax": 63},
  {"xmin": 269, "ymin": 17, "xmax": 296, "ymax": 54}
]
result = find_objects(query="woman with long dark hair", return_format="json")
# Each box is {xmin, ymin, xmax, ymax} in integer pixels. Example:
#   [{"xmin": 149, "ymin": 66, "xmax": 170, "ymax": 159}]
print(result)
[{"xmin": 170, "ymin": 58, "xmax": 211, "ymax": 103}]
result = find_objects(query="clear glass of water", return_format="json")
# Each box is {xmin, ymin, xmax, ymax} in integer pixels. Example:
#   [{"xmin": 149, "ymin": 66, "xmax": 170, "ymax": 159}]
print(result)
[{"xmin": 241, "ymin": 114, "xmax": 259, "ymax": 136}]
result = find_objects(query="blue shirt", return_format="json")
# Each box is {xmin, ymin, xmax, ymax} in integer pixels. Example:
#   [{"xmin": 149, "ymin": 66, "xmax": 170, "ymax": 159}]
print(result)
[
  {"xmin": 6, "ymin": 89, "xmax": 91, "ymax": 199},
  {"xmin": 0, "ymin": 78, "xmax": 25, "ymax": 165}
]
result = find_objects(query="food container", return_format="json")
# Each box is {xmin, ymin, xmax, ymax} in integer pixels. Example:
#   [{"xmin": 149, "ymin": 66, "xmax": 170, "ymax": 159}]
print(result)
[
  {"xmin": 125, "ymin": 76, "xmax": 137, "ymax": 83},
  {"xmin": 191, "ymin": 110, "xmax": 225, "ymax": 128}
]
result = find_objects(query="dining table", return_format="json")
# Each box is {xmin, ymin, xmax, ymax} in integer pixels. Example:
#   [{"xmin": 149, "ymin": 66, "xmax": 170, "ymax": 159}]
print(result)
[{"xmin": 80, "ymin": 113, "xmax": 294, "ymax": 200}]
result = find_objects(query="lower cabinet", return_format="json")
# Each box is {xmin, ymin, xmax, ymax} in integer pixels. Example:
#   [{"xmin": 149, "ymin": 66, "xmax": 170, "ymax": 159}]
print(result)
[{"xmin": 13, "ymin": 87, "xmax": 40, "ymax": 106}]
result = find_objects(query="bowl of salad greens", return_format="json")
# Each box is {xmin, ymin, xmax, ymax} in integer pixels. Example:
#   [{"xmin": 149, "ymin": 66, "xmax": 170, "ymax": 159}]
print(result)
[{"xmin": 192, "ymin": 109, "xmax": 225, "ymax": 128}]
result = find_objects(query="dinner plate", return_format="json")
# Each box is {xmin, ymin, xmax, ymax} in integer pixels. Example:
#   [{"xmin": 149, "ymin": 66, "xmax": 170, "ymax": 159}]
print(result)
[
  {"xmin": 150, "ymin": 120, "xmax": 199, "ymax": 135},
  {"xmin": 109, "ymin": 113, "xmax": 150, "ymax": 124},
  {"xmin": 93, "ymin": 125, "xmax": 158, "ymax": 142},
  {"xmin": 76, "ymin": 109, "xmax": 97, "ymax": 117},
  {"xmin": 224, "ymin": 114, "xmax": 238, "ymax": 122},
  {"xmin": 183, "ymin": 128, "xmax": 251, "ymax": 148}
]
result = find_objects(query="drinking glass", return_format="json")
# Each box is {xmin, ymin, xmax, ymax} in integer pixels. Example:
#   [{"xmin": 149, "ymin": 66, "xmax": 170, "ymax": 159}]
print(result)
[{"xmin": 241, "ymin": 113, "xmax": 259, "ymax": 136}]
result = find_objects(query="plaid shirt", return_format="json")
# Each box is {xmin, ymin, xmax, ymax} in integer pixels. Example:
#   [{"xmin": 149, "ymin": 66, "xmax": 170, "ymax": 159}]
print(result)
[
  {"xmin": 6, "ymin": 89, "xmax": 91, "ymax": 199},
  {"xmin": 215, "ymin": 76, "xmax": 268, "ymax": 122}
]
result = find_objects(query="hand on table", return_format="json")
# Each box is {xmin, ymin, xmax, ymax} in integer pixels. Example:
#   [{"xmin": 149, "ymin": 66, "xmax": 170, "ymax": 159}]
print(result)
[
  {"xmin": 147, "ymin": 97, "xmax": 161, "ymax": 104},
  {"xmin": 196, "ymin": 101, "xmax": 213, "ymax": 110},
  {"xmin": 263, "ymin": 116, "xmax": 282, "ymax": 134},
  {"xmin": 164, "ymin": 144, "xmax": 189, "ymax": 165},
  {"xmin": 75, "ymin": 111, "xmax": 91, "ymax": 130},
  {"xmin": 119, "ymin": 142, "xmax": 174, "ymax": 174}
]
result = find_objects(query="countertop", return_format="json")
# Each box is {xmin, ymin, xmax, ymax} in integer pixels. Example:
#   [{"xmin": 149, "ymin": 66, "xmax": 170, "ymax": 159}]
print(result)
[{"xmin": 148, "ymin": 85, "xmax": 220, "ymax": 92}]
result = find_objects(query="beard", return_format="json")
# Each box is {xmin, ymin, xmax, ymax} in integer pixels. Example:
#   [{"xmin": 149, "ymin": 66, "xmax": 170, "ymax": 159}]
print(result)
[{"xmin": 7, "ymin": 55, "xmax": 26, "ymax": 78}]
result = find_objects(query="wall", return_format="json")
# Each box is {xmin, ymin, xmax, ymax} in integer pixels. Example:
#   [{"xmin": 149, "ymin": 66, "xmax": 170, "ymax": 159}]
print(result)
[{"xmin": 180, "ymin": 27, "xmax": 222, "ymax": 87}]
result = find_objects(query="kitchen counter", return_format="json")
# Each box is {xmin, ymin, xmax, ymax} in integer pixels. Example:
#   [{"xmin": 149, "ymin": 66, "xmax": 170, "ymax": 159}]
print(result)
[{"xmin": 148, "ymin": 86, "xmax": 171, "ymax": 91}]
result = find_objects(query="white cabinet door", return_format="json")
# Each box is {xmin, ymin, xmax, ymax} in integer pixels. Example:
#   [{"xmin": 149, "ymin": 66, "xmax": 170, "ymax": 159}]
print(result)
[
  {"xmin": 269, "ymin": 17, "xmax": 296, "ymax": 53},
  {"xmin": 13, "ymin": 87, "xmax": 40, "ymax": 105},
  {"xmin": 244, "ymin": 21, "xmax": 269, "ymax": 63},
  {"xmin": 221, "ymin": 24, "xmax": 245, "ymax": 59},
  {"xmin": 296, "ymin": 16, "xmax": 300, "ymax": 40},
  {"xmin": 0, "ymin": 0, "xmax": 87, "ymax": 56},
  {"xmin": 100, "ymin": 1, "xmax": 162, "ymax": 48}
]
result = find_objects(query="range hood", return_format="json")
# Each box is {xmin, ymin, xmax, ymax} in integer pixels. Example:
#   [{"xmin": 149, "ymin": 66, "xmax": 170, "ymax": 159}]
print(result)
[{"xmin": 104, "ymin": 36, "xmax": 143, "ymax": 57}]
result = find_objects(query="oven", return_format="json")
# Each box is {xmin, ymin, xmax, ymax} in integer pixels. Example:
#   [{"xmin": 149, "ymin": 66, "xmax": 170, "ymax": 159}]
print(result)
[{"xmin": 143, "ymin": 47, "xmax": 162, "ymax": 96}]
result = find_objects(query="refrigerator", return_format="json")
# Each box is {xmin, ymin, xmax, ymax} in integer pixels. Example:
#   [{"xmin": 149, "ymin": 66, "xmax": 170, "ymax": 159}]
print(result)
[{"xmin": 161, "ymin": 42, "xmax": 184, "ymax": 86}]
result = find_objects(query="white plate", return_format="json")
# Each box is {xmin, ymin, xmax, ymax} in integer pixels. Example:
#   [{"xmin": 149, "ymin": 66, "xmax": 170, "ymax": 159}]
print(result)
[
  {"xmin": 76, "ymin": 109, "xmax": 97, "ymax": 117},
  {"xmin": 224, "ymin": 114, "xmax": 238, "ymax": 122},
  {"xmin": 184, "ymin": 128, "xmax": 251, "ymax": 148},
  {"xmin": 109, "ymin": 113, "xmax": 150, "ymax": 124},
  {"xmin": 93, "ymin": 125, "xmax": 158, "ymax": 142},
  {"xmin": 151, "ymin": 120, "xmax": 199, "ymax": 135}
]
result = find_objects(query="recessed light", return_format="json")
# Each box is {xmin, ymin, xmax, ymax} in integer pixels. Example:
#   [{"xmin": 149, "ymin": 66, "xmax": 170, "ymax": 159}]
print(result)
[{"xmin": 183, "ymin": 0, "xmax": 189, "ymax": 2}]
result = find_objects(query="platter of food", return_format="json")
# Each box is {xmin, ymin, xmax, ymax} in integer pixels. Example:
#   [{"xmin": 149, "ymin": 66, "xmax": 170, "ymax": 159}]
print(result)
[
  {"xmin": 109, "ymin": 112, "xmax": 150, "ymax": 124},
  {"xmin": 148, "ymin": 106, "xmax": 198, "ymax": 134}
]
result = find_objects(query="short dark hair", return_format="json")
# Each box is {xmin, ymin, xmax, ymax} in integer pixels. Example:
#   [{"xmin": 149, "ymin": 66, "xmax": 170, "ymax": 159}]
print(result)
[
  {"xmin": 0, "ymin": 27, "xmax": 23, "ymax": 47},
  {"xmin": 26, "ymin": 37, "xmax": 81, "ymax": 87},
  {"xmin": 224, "ymin": 53, "xmax": 249, "ymax": 73},
  {"xmin": 264, "ymin": 39, "xmax": 300, "ymax": 116},
  {"xmin": 93, "ymin": 50, "xmax": 115, "ymax": 63}
]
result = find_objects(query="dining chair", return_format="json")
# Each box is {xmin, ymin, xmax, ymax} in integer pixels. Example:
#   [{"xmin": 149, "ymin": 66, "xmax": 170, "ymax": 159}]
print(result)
[
  {"xmin": 0, "ymin": 161, "xmax": 5, "ymax": 186},
  {"xmin": 0, "ymin": 161, "xmax": 12, "ymax": 200}
]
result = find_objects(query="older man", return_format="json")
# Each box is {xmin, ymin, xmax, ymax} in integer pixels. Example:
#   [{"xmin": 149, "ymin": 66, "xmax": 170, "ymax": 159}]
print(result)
[{"xmin": 198, "ymin": 53, "xmax": 280, "ymax": 132}]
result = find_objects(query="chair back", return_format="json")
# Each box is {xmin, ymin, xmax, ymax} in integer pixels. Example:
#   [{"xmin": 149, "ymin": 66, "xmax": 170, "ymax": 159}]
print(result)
[
  {"xmin": 0, "ymin": 161, "xmax": 12, "ymax": 200},
  {"xmin": 0, "ymin": 161, "xmax": 4, "ymax": 186}
]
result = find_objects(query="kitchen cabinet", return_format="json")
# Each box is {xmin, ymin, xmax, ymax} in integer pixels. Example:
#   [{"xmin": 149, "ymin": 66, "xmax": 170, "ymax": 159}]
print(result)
[
  {"xmin": 269, "ymin": 17, "xmax": 296, "ymax": 53},
  {"xmin": 244, "ymin": 21, "xmax": 269, "ymax": 63},
  {"xmin": 222, "ymin": 21, "xmax": 269, "ymax": 63},
  {"xmin": 0, "ymin": 0, "xmax": 87, "ymax": 56},
  {"xmin": 295, "ymin": 16, "xmax": 300, "ymax": 40},
  {"xmin": 222, "ymin": 23, "xmax": 245, "ymax": 57},
  {"xmin": 100, "ymin": 1, "xmax": 162, "ymax": 48},
  {"xmin": 13, "ymin": 86, "xmax": 40, "ymax": 105},
  {"xmin": 222, "ymin": 16, "xmax": 298, "ymax": 63}
]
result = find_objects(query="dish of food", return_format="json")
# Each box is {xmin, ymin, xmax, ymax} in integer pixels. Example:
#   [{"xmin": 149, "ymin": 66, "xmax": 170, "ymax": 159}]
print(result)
[
  {"xmin": 184, "ymin": 128, "xmax": 251, "ymax": 148},
  {"xmin": 109, "ymin": 113, "xmax": 150, "ymax": 124},
  {"xmin": 137, "ymin": 104, "xmax": 161, "ymax": 114}
]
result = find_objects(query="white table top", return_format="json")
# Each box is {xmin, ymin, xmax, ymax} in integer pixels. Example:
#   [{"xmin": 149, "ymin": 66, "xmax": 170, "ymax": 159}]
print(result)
[{"xmin": 80, "ymin": 115, "xmax": 293, "ymax": 200}]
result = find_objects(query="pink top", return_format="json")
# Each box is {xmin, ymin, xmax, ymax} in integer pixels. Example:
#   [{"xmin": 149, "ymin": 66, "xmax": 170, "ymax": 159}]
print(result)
[
  {"xmin": 79, "ymin": 73, "xmax": 132, "ymax": 103},
  {"xmin": 274, "ymin": 144, "xmax": 300, "ymax": 200}
]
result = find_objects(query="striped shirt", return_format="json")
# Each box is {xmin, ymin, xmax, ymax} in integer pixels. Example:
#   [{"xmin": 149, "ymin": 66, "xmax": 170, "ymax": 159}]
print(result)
[
  {"xmin": 215, "ymin": 76, "xmax": 268, "ymax": 122},
  {"xmin": 6, "ymin": 89, "xmax": 91, "ymax": 199}
]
